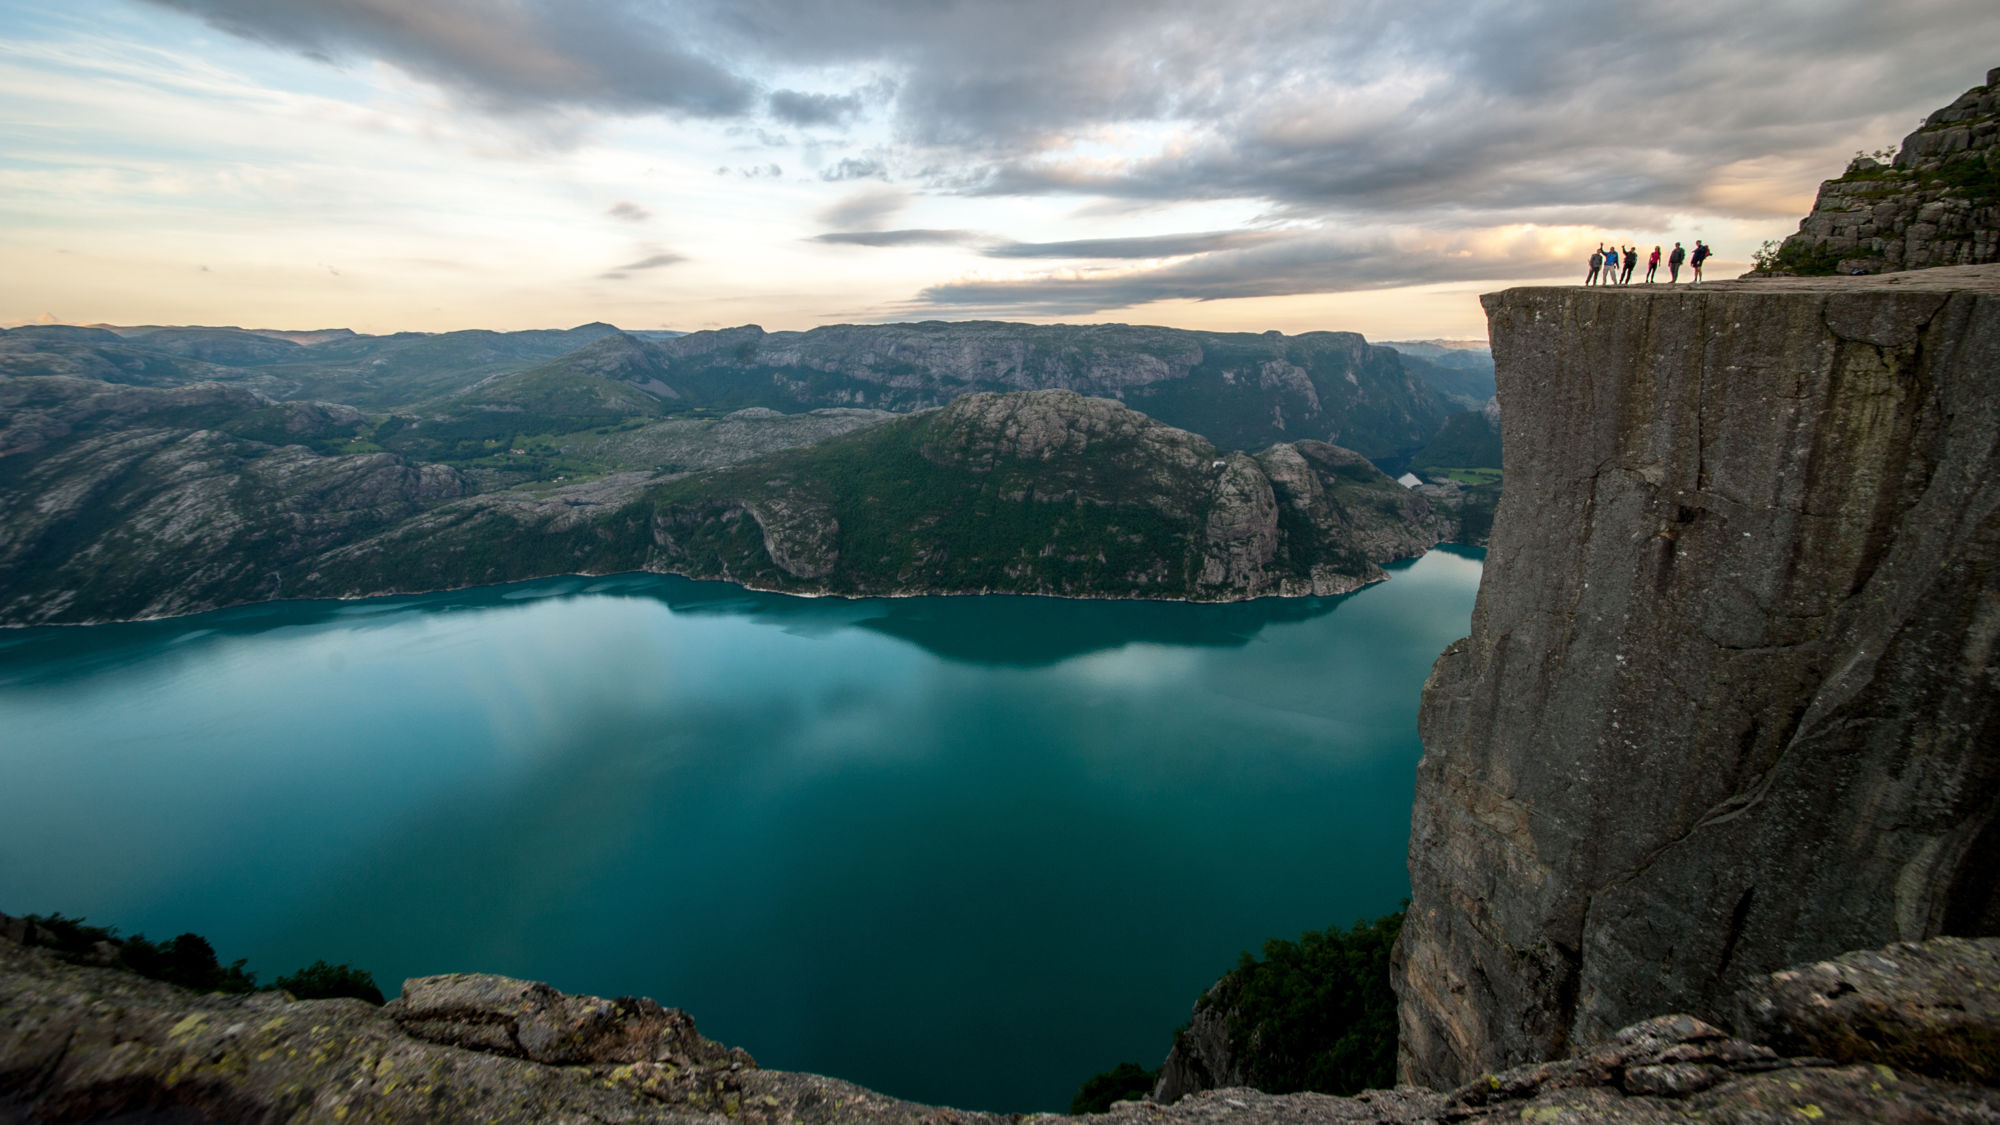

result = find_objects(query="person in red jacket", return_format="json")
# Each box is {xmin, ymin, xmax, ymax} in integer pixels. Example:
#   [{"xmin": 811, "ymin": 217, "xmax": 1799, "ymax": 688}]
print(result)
[{"xmin": 1645, "ymin": 246, "xmax": 1661, "ymax": 284}]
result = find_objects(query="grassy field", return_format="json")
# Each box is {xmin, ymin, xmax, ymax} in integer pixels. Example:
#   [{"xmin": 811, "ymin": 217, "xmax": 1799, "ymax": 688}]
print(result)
[{"xmin": 1430, "ymin": 467, "xmax": 1502, "ymax": 486}]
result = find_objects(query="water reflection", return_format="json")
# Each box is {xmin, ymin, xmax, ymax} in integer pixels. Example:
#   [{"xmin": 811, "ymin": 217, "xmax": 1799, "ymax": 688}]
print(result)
[
  {"xmin": 0, "ymin": 560, "xmax": 1408, "ymax": 684},
  {"xmin": 0, "ymin": 547, "xmax": 1483, "ymax": 1113}
]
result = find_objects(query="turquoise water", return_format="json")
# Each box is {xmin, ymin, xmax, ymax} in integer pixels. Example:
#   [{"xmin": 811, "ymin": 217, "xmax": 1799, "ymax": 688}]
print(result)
[{"xmin": 0, "ymin": 547, "xmax": 1483, "ymax": 1112}]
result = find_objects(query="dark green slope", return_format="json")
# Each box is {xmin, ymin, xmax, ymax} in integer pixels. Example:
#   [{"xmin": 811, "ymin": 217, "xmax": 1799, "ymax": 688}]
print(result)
[
  {"xmin": 308, "ymin": 391, "xmax": 1449, "ymax": 606},
  {"xmin": 450, "ymin": 332, "xmax": 680, "ymax": 417},
  {"xmin": 1411, "ymin": 409, "xmax": 1502, "ymax": 472},
  {"xmin": 0, "ymin": 379, "xmax": 1456, "ymax": 623}
]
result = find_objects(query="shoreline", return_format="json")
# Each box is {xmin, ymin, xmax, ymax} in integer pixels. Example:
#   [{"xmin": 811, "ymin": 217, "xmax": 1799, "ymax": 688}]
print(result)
[{"xmin": 0, "ymin": 542, "xmax": 1490, "ymax": 631}]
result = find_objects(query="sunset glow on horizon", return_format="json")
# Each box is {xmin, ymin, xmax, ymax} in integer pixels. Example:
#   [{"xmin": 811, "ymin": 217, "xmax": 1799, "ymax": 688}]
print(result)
[{"xmin": 2, "ymin": 0, "xmax": 1994, "ymax": 341}]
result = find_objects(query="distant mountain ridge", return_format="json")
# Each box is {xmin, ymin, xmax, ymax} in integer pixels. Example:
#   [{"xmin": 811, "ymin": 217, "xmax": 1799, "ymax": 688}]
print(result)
[
  {"xmin": 2, "ymin": 318, "xmax": 1460, "ymax": 467},
  {"xmin": 0, "ymin": 317, "xmax": 1490, "ymax": 623}
]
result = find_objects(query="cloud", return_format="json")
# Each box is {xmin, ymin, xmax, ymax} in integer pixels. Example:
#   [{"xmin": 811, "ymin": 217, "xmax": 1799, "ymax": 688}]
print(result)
[
  {"xmin": 141, "ymin": 0, "xmax": 756, "ymax": 117},
  {"xmin": 815, "ymin": 186, "xmax": 909, "ymax": 229},
  {"xmin": 983, "ymin": 230, "xmax": 1284, "ymax": 259},
  {"xmin": 606, "ymin": 200, "xmax": 651, "ymax": 223},
  {"xmin": 917, "ymin": 227, "xmax": 1581, "ymax": 316},
  {"xmin": 819, "ymin": 157, "xmax": 888, "ymax": 182},
  {"xmin": 129, "ymin": 0, "xmax": 2000, "ymax": 306},
  {"xmin": 599, "ymin": 250, "xmax": 685, "ymax": 279},
  {"xmin": 768, "ymin": 89, "xmax": 863, "ymax": 127},
  {"xmin": 812, "ymin": 229, "xmax": 983, "ymax": 247}
]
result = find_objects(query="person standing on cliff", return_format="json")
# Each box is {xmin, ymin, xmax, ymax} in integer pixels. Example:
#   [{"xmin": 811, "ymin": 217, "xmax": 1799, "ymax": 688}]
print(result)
[
  {"xmin": 1587, "ymin": 246, "xmax": 1603, "ymax": 285},
  {"xmin": 1690, "ymin": 241, "xmax": 1711, "ymax": 284},
  {"xmin": 1621, "ymin": 246, "xmax": 1637, "ymax": 285},
  {"xmin": 1668, "ymin": 242, "xmax": 1686, "ymax": 283},
  {"xmin": 1646, "ymin": 246, "xmax": 1661, "ymax": 284}
]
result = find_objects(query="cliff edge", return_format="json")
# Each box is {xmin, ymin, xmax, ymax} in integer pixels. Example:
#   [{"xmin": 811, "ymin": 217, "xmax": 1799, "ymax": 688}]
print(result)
[
  {"xmin": 1398, "ymin": 264, "xmax": 2000, "ymax": 1088},
  {"xmin": 6, "ymin": 917, "xmax": 1999, "ymax": 1123}
]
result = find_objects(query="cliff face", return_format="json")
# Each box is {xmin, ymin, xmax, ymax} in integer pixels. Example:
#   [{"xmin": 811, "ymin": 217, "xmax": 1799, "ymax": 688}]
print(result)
[{"xmin": 1397, "ymin": 266, "xmax": 2000, "ymax": 1088}]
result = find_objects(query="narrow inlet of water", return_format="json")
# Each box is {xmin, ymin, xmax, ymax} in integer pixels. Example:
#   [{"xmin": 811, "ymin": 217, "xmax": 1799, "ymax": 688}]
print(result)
[{"xmin": 0, "ymin": 546, "xmax": 1484, "ymax": 1112}]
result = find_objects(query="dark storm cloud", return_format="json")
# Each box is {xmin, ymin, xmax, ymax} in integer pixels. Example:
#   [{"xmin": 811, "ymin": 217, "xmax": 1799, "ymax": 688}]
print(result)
[
  {"xmin": 812, "ymin": 229, "xmax": 982, "ymax": 247},
  {"xmin": 143, "ymin": 0, "xmax": 756, "ymax": 116}
]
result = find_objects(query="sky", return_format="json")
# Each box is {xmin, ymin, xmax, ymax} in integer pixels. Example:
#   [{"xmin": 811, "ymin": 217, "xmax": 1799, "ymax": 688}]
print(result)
[{"xmin": 0, "ymin": 1, "xmax": 1994, "ymax": 340}]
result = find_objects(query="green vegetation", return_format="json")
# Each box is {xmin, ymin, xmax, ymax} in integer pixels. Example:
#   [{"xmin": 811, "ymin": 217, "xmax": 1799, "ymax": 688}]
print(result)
[
  {"xmin": 1070, "ymin": 909, "xmax": 1406, "ymax": 1112},
  {"xmin": 1202, "ymin": 910, "xmax": 1405, "ymax": 1096},
  {"xmin": 276, "ymin": 959, "xmax": 385, "ymax": 1004},
  {"xmin": 1749, "ymin": 240, "xmax": 1855, "ymax": 277},
  {"xmin": 17, "ymin": 912, "xmax": 383, "ymax": 1004},
  {"xmin": 1429, "ymin": 467, "xmax": 1501, "ymax": 486},
  {"xmin": 1410, "ymin": 410, "xmax": 1500, "ymax": 474},
  {"xmin": 648, "ymin": 409, "xmax": 1211, "ymax": 597},
  {"xmin": 1070, "ymin": 1062, "xmax": 1159, "ymax": 1114}
]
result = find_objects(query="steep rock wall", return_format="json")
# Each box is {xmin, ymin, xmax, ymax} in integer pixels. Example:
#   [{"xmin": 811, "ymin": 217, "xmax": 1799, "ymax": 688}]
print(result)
[{"xmin": 1397, "ymin": 266, "xmax": 2000, "ymax": 1088}]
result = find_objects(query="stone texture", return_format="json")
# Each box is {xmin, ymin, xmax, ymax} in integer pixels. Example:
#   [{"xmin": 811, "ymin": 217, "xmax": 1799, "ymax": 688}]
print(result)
[
  {"xmin": 1730, "ymin": 936, "xmax": 2000, "ymax": 1086},
  {"xmin": 387, "ymin": 973, "xmax": 752, "ymax": 1069},
  {"xmin": 1151, "ymin": 982, "xmax": 1251, "ymax": 1104},
  {"xmin": 1769, "ymin": 68, "xmax": 1999, "ymax": 275},
  {"xmin": 7, "ymin": 922, "xmax": 2000, "ymax": 1123},
  {"xmin": 1397, "ymin": 266, "xmax": 2000, "ymax": 1088}
]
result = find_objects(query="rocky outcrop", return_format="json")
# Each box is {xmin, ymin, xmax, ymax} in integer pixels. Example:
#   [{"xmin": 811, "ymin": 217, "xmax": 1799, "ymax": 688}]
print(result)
[
  {"xmin": 6, "ymin": 917, "xmax": 1999, "ymax": 1123},
  {"xmin": 635, "ymin": 390, "xmax": 1452, "ymax": 603},
  {"xmin": 1398, "ymin": 266, "xmax": 2000, "ymax": 1089},
  {"xmin": 1150, "ymin": 986, "xmax": 1251, "ymax": 1105},
  {"xmin": 1767, "ymin": 68, "xmax": 2000, "ymax": 275},
  {"xmin": 0, "ymin": 377, "xmax": 469, "ymax": 625}
]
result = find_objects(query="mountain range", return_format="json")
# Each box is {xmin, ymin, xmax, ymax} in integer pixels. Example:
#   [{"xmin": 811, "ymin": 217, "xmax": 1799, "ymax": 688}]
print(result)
[{"xmin": 0, "ymin": 319, "xmax": 1493, "ymax": 624}]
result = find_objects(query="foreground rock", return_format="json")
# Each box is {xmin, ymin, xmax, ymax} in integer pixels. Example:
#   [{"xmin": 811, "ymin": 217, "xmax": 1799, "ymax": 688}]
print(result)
[
  {"xmin": 5, "ymin": 921, "xmax": 1999, "ymax": 1123},
  {"xmin": 1398, "ymin": 264, "xmax": 2000, "ymax": 1088}
]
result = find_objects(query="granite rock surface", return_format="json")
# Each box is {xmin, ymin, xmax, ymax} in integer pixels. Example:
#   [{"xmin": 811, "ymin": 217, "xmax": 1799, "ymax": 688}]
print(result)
[
  {"xmin": 1398, "ymin": 265, "xmax": 2000, "ymax": 1088},
  {"xmin": 1770, "ymin": 67, "xmax": 2000, "ymax": 275},
  {"xmin": 5, "ymin": 921, "xmax": 1999, "ymax": 1123}
]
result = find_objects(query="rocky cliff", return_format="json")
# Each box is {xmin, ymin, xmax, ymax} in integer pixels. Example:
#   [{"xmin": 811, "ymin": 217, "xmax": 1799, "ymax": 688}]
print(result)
[
  {"xmin": 5, "ymin": 915, "xmax": 1998, "ymax": 1123},
  {"xmin": 1397, "ymin": 265, "xmax": 2000, "ymax": 1089},
  {"xmin": 0, "ymin": 382, "xmax": 1459, "ymax": 624},
  {"xmin": 1765, "ymin": 68, "xmax": 1999, "ymax": 275}
]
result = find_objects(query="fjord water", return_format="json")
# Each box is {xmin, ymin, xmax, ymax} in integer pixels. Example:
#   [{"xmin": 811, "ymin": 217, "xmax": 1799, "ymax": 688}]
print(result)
[{"xmin": 0, "ymin": 548, "xmax": 1482, "ymax": 1112}]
